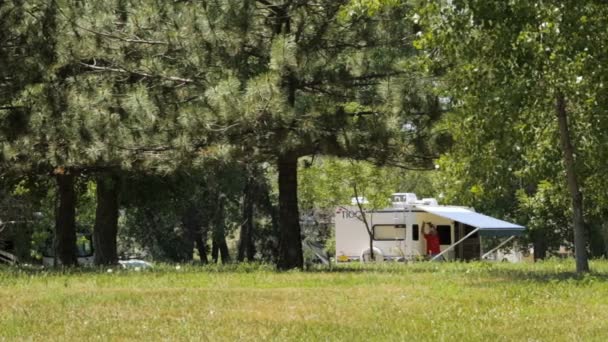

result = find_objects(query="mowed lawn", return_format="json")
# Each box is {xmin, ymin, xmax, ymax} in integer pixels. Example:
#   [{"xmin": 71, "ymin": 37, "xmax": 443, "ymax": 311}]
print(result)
[{"xmin": 1, "ymin": 261, "xmax": 608, "ymax": 341}]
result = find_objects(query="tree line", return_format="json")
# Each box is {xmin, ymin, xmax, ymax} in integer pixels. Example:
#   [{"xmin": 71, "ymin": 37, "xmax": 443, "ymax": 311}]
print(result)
[{"xmin": 2, "ymin": 0, "xmax": 607, "ymax": 273}]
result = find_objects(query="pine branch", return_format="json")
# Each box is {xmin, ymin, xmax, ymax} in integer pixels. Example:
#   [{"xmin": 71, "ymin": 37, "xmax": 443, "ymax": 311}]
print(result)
[
  {"xmin": 348, "ymin": 111, "xmax": 379, "ymax": 116},
  {"xmin": 79, "ymin": 62, "xmax": 201, "ymax": 85},
  {"xmin": 77, "ymin": 26, "xmax": 169, "ymax": 45},
  {"xmin": 301, "ymin": 85, "xmax": 346, "ymax": 98},
  {"xmin": 113, "ymin": 145, "xmax": 174, "ymax": 153},
  {"xmin": 0, "ymin": 44, "xmax": 23, "ymax": 48},
  {"xmin": 57, "ymin": 5, "xmax": 169, "ymax": 46},
  {"xmin": 110, "ymin": 137, "xmax": 212, "ymax": 155},
  {"xmin": 206, "ymin": 123, "xmax": 241, "ymax": 132},
  {"xmin": 255, "ymin": 0, "xmax": 274, "ymax": 7},
  {"xmin": 302, "ymin": 71, "xmax": 406, "ymax": 88}
]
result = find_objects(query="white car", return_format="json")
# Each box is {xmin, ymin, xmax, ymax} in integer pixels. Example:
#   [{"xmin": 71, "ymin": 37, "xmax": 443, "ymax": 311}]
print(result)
[{"xmin": 118, "ymin": 259, "xmax": 153, "ymax": 270}]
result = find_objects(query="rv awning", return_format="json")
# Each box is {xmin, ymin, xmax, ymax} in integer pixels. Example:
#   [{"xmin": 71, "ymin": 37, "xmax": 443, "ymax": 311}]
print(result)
[{"xmin": 417, "ymin": 205, "xmax": 525, "ymax": 237}]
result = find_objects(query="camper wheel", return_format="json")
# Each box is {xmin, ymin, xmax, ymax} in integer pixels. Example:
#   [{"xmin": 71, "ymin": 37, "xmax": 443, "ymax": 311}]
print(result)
[{"xmin": 360, "ymin": 247, "xmax": 384, "ymax": 263}]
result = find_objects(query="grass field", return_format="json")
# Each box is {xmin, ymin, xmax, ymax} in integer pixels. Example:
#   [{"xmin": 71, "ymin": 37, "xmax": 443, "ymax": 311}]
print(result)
[{"xmin": 1, "ymin": 260, "xmax": 608, "ymax": 341}]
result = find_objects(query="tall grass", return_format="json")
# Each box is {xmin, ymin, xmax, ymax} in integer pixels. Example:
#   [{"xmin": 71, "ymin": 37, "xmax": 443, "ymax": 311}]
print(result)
[{"xmin": 1, "ymin": 259, "xmax": 607, "ymax": 341}]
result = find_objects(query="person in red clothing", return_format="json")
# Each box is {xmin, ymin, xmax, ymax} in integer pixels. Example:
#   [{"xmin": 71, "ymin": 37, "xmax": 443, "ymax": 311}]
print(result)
[{"xmin": 422, "ymin": 222, "xmax": 441, "ymax": 259}]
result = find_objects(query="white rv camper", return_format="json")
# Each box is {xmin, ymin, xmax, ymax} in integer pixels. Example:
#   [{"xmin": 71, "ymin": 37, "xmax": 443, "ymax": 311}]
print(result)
[{"xmin": 335, "ymin": 193, "xmax": 525, "ymax": 262}]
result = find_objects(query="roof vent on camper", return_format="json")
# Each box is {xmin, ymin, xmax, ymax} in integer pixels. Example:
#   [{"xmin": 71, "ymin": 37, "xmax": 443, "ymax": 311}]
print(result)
[
  {"xmin": 391, "ymin": 193, "xmax": 417, "ymax": 207},
  {"xmin": 419, "ymin": 198, "xmax": 439, "ymax": 206}
]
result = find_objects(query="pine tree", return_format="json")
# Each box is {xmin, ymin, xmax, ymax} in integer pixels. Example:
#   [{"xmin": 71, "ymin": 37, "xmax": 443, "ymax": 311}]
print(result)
[
  {"xmin": 3, "ymin": 1, "xmax": 440, "ymax": 268},
  {"xmin": 1, "ymin": 0, "xmax": 196, "ymax": 265},
  {"xmin": 48, "ymin": 1, "xmax": 440, "ymax": 269},
  {"xmin": 187, "ymin": 1, "xmax": 441, "ymax": 269}
]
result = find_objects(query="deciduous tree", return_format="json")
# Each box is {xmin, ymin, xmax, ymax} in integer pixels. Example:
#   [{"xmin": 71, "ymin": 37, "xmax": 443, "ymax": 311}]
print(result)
[{"xmin": 419, "ymin": 0, "xmax": 608, "ymax": 272}]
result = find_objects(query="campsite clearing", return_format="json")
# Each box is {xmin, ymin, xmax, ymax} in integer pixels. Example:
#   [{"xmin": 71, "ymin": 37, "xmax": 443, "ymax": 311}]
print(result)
[{"xmin": 1, "ymin": 260, "xmax": 607, "ymax": 341}]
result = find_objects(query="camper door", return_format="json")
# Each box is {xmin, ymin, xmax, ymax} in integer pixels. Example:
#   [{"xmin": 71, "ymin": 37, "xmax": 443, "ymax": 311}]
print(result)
[{"xmin": 416, "ymin": 212, "xmax": 455, "ymax": 260}]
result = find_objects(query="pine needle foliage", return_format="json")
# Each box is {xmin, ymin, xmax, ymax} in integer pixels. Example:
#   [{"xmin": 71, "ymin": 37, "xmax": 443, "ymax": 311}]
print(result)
[{"xmin": 1, "ymin": 0, "xmax": 443, "ymax": 269}]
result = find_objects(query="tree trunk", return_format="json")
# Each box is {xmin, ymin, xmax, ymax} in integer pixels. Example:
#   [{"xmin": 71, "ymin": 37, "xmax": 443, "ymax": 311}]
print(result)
[
  {"xmin": 211, "ymin": 240, "xmax": 219, "ymax": 263},
  {"xmin": 259, "ymin": 179, "xmax": 280, "ymax": 262},
  {"xmin": 277, "ymin": 153, "xmax": 303, "ymax": 270},
  {"xmin": 182, "ymin": 205, "xmax": 207, "ymax": 264},
  {"xmin": 353, "ymin": 184, "xmax": 374, "ymax": 261},
  {"xmin": 246, "ymin": 208, "xmax": 256, "ymax": 261},
  {"xmin": 369, "ymin": 234, "xmax": 374, "ymax": 261},
  {"xmin": 180, "ymin": 236, "xmax": 195, "ymax": 262},
  {"xmin": 55, "ymin": 173, "xmax": 78, "ymax": 266},
  {"xmin": 218, "ymin": 238, "xmax": 230, "ymax": 263},
  {"xmin": 93, "ymin": 174, "xmax": 120, "ymax": 265},
  {"xmin": 269, "ymin": 203, "xmax": 280, "ymax": 262},
  {"xmin": 556, "ymin": 91, "xmax": 589, "ymax": 273},
  {"xmin": 212, "ymin": 198, "xmax": 231, "ymax": 264},
  {"xmin": 532, "ymin": 229, "xmax": 547, "ymax": 261},
  {"xmin": 195, "ymin": 228, "xmax": 208, "ymax": 264},
  {"xmin": 238, "ymin": 179, "xmax": 256, "ymax": 262},
  {"xmin": 211, "ymin": 236, "xmax": 230, "ymax": 263},
  {"xmin": 180, "ymin": 206, "xmax": 197, "ymax": 263}
]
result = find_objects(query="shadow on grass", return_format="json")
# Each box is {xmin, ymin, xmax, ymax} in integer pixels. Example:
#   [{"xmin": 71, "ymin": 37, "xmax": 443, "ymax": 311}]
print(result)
[
  {"xmin": 304, "ymin": 260, "xmax": 608, "ymax": 283},
  {"xmin": 481, "ymin": 267, "xmax": 608, "ymax": 283},
  {"xmin": 3, "ymin": 260, "xmax": 608, "ymax": 284}
]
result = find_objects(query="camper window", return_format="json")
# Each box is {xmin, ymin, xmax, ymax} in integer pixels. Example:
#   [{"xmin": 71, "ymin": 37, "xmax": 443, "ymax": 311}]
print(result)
[
  {"xmin": 412, "ymin": 224, "xmax": 419, "ymax": 241},
  {"xmin": 437, "ymin": 225, "xmax": 452, "ymax": 245},
  {"xmin": 373, "ymin": 224, "xmax": 406, "ymax": 241}
]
